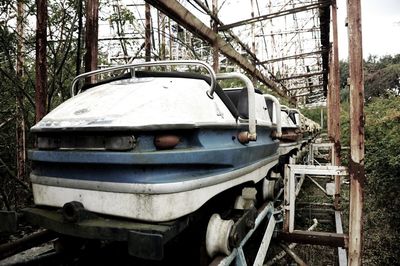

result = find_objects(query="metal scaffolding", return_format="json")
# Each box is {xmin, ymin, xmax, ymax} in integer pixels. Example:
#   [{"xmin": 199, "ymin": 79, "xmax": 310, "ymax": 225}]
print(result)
[
  {"xmin": 97, "ymin": 2, "xmax": 365, "ymax": 263},
  {"xmin": 98, "ymin": 0, "xmax": 331, "ymax": 104}
]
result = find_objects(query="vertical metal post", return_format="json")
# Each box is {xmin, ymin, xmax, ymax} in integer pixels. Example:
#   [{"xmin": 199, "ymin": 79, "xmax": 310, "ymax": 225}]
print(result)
[
  {"xmin": 212, "ymin": 0, "xmax": 219, "ymax": 72},
  {"xmin": 159, "ymin": 12, "xmax": 166, "ymax": 60},
  {"xmin": 328, "ymin": 0, "xmax": 342, "ymax": 209},
  {"xmin": 168, "ymin": 18, "xmax": 173, "ymax": 59},
  {"xmin": 35, "ymin": 0, "xmax": 47, "ymax": 122},
  {"xmin": 250, "ymin": 0, "xmax": 255, "ymax": 55},
  {"xmin": 289, "ymin": 168, "xmax": 295, "ymax": 232},
  {"xmin": 347, "ymin": 0, "xmax": 365, "ymax": 265},
  {"xmin": 320, "ymin": 107, "xmax": 324, "ymax": 129},
  {"xmin": 76, "ymin": 0, "xmax": 83, "ymax": 76},
  {"xmin": 283, "ymin": 164, "xmax": 290, "ymax": 232},
  {"xmin": 145, "ymin": 3, "xmax": 151, "ymax": 62},
  {"xmin": 250, "ymin": 0, "xmax": 257, "ymax": 83},
  {"xmin": 84, "ymin": 0, "xmax": 99, "ymax": 83}
]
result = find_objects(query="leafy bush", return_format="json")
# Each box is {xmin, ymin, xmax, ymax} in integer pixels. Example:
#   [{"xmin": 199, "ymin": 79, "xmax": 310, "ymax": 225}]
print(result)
[{"xmin": 362, "ymin": 96, "xmax": 400, "ymax": 264}]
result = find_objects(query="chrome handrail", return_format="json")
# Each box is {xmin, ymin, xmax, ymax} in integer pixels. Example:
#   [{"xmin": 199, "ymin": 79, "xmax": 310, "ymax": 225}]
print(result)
[
  {"xmin": 71, "ymin": 60, "xmax": 217, "ymax": 97},
  {"xmin": 216, "ymin": 73, "xmax": 257, "ymax": 141},
  {"xmin": 263, "ymin": 94, "xmax": 282, "ymax": 138}
]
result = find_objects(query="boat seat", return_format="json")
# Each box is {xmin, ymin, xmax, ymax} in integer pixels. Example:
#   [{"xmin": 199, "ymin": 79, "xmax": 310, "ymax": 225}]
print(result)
[
  {"xmin": 82, "ymin": 71, "xmax": 240, "ymax": 119},
  {"xmin": 264, "ymin": 98, "xmax": 274, "ymax": 121},
  {"xmin": 225, "ymin": 88, "xmax": 263, "ymax": 119}
]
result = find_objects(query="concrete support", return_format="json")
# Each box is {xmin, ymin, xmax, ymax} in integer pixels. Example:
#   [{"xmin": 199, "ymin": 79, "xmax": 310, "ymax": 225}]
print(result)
[{"xmin": 347, "ymin": 0, "xmax": 365, "ymax": 265}]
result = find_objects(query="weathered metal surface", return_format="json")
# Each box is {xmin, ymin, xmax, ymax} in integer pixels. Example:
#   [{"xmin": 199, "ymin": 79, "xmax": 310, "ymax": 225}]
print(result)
[
  {"xmin": 214, "ymin": 202, "xmax": 275, "ymax": 266},
  {"xmin": 287, "ymin": 84, "xmax": 323, "ymax": 91},
  {"xmin": 265, "ymin": 219, "xmax": 318, "ymax": 266},
  {"xmin": 287, "ymin": 165, "xmax": 348, "ymax": 176},
  {"xmin": 218, "ymin": 1, "xmax": 331, "ymax": 31},
  {"xmin": 229, "ymin": 208, "xmax": 257, "ymax": 248},
  {"xmin": 253, "ymin": 214, "xmax": 276, "ymax": 266},
  {"xmin": 206, "ymin": 214, "xmax": 234, "ymax": 257},
  {"xmin": 335, "ymin": 211, "xmax": 348, "ymax": 266},
  {"xmin": 35, "ymin": 78, "xmax": 237, "ymax": 130},
  {"xmin": 327, "ymin": 0, "xmax": 342, "ymax": 210},
  {"xmin": 275, "ymin": 71, "xmax": 326, "ymax": 81},
  {"xmin": 279, "ymin": 243, "xmax": 307, "ymax": 266},
  {"xmin": 283, "ymin": 164, "xmax": 290, "ymax": 232},
  {"xmin": 128, "ymin": 231, "xmax": 164, "ymax": 260},
  {"xmin": 84, "ymin": 0, "xmax": 98, "ymax": 84},
  {"xmin": 0, "ymin": 229, "xmax": 57, "ymax": 261},
  {"xmin": 144, "ymin": 0, "xmax": 290, "ymax": 101},
  {"xmin": 35, "ymin": 0, "xmax": 47, "ymax": 122},
  {"xmin": 22, "ymin": 207, "xmax": 190, "ymax": 260},
  {"xmin": 285, "ymin": 164, "xmax": 348, "ymax": 232},
  {"xmin": 30, "ymin": 157, "xmax": 279, "ymax": 222},
  {"xmin": 145, "ymin": 3, "xmax": 151, "ymax": 62},
  {"xmin": 277, "ymin": 230, "xmax": 348, "ymax": 247},
  {"xmin": 280, "ymin": 129, "xmax": 302, "ymax": 142},
  {"xmin": 212, "ymin": 0, "xmax": 219, "ymax": 72},
  {"xmin": 347, "ymin": 0, "xmax": 365, "ymax": 264},
  {"xmin": 257, "ymin": 50, "xmax": 326, "ymax": 65}
]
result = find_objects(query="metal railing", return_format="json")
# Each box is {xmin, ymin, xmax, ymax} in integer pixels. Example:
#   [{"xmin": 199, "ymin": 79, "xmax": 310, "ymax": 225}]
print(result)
[{"xmin": 71, "ymin": 60, "xmax": 217, "ymax": 97}]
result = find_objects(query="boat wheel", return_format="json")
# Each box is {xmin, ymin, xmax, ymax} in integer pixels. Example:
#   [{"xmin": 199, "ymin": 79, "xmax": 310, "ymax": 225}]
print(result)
[{"xmin": 205, "ymin": 213, "xmax": 234, "ymax": 258}]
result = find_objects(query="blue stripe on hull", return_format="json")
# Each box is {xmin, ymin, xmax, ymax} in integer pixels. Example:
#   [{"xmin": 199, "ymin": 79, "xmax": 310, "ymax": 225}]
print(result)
[{"xmin": 30, "ymin": 128, "xmax": 279, "ymax": 184}]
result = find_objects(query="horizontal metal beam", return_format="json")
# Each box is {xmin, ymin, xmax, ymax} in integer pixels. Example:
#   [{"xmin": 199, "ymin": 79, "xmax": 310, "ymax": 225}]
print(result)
[
  {"xmin": 219, "ymin": 1, "xmax": 331, "ymax": 31},
  {"xmin": 192, "ymin": 0, "xmax": 258, "ymax": 62},
  {"xmin": 276, "ymin": 71, "xmax": 326, "ymax": 82},
  {"xmin": 257, "ymin": 50, "xmax": 326, "ymax": 65},
  {"xmin": 191, "ymin": 0, "xmax": 289, "ymax": 91},
  {"xmin": 292, "ymin": 92, "xmax": 324, "ymax": 98},
  {"xmin": 288, "ymin": 84, "xmax": 324, "ymax": 91},
  {"xmin": 278, "ymin": 230, "xmax": 348, "ymax": 248},
  {"xmin": 145, "ymin": 0, "xmax": 290, "ymax": 101},
  {"xmin": 255, "ymin": 27, "xmax": 320, "ymax": 37}
]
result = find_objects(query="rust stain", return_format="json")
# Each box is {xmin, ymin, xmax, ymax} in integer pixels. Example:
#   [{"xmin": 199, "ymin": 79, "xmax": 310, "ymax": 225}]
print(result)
[{"xmin": 348, "ymin": 157, "xmax": 365, "ymax": 187}]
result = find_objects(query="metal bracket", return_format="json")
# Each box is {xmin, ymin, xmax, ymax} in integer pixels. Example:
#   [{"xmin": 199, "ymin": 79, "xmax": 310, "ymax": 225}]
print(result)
[
  {"xmin": 128, "ymin": 231, "xmax": 164, "ymax": 260},
  {"xmin": 229, "ymin": 207, "xmax": 257, "ymax": 248}
]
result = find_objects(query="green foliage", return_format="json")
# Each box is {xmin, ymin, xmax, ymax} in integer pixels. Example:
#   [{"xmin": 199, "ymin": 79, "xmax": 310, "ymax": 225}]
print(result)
[
  {"xmin": 339, "ymin": 55, "xmax": 400, "ymax": 103},
  {"xmin": 362, "ymin": 97, "xmax": 400, "ymax": 264},
  {"xmin": 0, "ymin": 0, "xmax": 82, "ymax": 209},
  {"xmin": 109, "ymin": 7, "xmax": 135, "ymax": 25},
  {"xmin": 339, "ymin": 97, "xmax": 400, "ymax": 264},
  {"xmin": 365, "ymin": 64, "xmax": 400, "ymax": 100},
  {"xmin": 300, "ymin": 107, "xmax": 326, "ymax": 128}
]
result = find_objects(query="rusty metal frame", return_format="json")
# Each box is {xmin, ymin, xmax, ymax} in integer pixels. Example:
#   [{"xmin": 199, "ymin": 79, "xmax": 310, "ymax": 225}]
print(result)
[
  {"xmin": 284, "ymin": 164, "xmax": 348, "ymax": 233},
  {"xmin": 335, "ymin": 211, "xmax": 348, "ymax": 266},
  {"xmin": 218, "ymin": 1, "xmax": 331, "ymax": 31},
  {"xmin": 309, "ymin": 142, "xmax": 335, "ymax": 165},
  {"xmin": 144, "ymin": 0, "xmax": 290, "ymax": 101}
]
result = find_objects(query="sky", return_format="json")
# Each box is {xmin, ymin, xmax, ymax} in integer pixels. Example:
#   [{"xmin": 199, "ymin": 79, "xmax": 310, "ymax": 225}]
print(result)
[{"xmin": 337, "ymin": 0, "xmax": 400, "ymax": 59}]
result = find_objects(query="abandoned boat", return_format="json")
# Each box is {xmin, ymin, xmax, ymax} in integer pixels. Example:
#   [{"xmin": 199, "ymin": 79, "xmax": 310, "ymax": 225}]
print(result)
[{"xmin": 28, "ymin": 60, "xmax": 281, "ymax": 222}]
